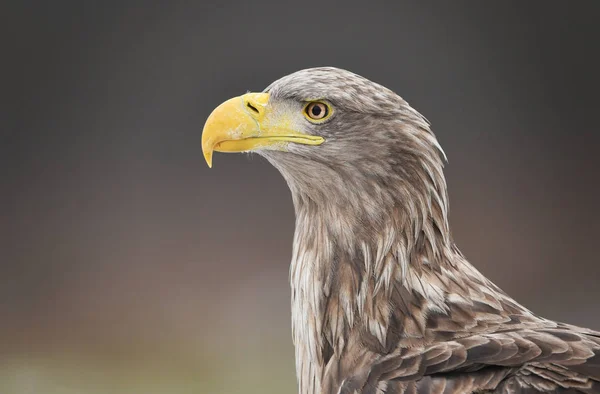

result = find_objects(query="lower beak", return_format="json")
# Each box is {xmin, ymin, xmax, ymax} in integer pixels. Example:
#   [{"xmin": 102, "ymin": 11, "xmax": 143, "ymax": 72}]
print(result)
[{"xmin": 201, "ymin": 92, "xmax": 324, "ymax": 167}]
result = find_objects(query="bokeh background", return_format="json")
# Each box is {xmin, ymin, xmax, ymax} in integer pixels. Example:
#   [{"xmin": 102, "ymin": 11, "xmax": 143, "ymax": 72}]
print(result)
[{"xmin": 2, "ymin": 1, "xmax": 599, "ymax": 393}]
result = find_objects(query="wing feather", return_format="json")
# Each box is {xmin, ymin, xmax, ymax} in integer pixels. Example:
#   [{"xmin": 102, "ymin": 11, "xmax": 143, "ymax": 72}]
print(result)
[{"xmin": 362, "ymin": 327, "xmax": 600, "ymax": 393}]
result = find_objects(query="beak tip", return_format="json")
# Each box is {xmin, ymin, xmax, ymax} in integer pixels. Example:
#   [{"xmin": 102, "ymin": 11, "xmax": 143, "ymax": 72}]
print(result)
[
  {"xmin": 202, "ymin": 146, "xmax": 213, "ymax": 168},
  {"xmin": 203, "ymin": 150, "xmax": 213, "ymax": 168}
]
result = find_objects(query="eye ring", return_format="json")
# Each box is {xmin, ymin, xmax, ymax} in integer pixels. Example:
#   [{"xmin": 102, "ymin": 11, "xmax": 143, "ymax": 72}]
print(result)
[{"xmin": 303, "ymin": 101, "xmax": 332, "ymax": 122}]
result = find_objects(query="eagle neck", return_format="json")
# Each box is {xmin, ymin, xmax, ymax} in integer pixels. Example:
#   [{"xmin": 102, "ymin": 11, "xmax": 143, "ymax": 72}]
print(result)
[{"xmin": 289, "ymin": 175, "xmax": 453, "ymax": 394}]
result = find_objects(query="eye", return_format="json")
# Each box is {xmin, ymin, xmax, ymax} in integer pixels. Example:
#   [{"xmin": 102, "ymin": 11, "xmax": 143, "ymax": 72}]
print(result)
[{"xmin": 304, "ymin": 101, "xmax": 331, "ymax": 122}]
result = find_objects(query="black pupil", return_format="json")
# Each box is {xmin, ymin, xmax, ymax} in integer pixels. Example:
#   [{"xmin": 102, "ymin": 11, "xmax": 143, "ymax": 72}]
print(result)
[{"xmin": 311, "ymin": 105, "xmax": 322, "ymax": 117}]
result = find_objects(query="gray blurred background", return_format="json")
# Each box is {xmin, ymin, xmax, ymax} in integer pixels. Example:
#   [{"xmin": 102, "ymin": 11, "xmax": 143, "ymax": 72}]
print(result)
[{"xmin": 2, "ymin": 1, "xmax": 599, "ymax": 393}]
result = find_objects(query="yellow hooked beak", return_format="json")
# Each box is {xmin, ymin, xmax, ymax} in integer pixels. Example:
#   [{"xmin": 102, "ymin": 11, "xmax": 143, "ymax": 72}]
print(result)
[{"xmin": 201, "ymin": 92, "xmax": 325, "ymax": 167}]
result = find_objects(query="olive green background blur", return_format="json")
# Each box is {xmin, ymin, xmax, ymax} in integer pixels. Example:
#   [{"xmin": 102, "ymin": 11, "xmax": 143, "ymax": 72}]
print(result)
[{"xmin": 2, "ymin": 1, "xmax": 599, "ymax": 393}]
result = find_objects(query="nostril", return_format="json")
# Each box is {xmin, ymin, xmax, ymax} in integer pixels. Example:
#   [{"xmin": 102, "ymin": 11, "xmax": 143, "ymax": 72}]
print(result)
[{"xmin": 246, "ymin": 102, "xmax": 260, "ymax": 114}]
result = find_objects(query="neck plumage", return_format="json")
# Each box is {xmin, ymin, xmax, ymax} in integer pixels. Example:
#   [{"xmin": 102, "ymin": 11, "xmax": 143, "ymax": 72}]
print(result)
[{"xmin": 287, "ymin": 158, "xmax": 455, "ymax": 394}]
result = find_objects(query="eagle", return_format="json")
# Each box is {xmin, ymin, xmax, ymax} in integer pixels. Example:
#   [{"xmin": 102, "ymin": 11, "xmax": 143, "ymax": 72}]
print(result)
[{"xmin": 201, "ymin": 67, "xmax": 600, "ymax": 394}]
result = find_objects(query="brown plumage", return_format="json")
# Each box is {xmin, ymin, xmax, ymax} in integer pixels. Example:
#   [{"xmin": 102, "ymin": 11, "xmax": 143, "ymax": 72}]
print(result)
[{"xmin": 201, "ymin": 67, "xmax": 600, "ymax": 393}]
